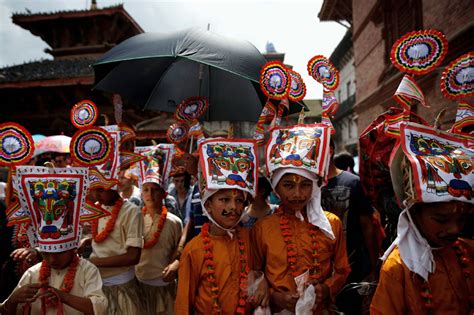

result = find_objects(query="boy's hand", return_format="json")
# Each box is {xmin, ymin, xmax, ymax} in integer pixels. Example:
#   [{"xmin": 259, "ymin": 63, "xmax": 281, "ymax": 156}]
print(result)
[
  {"xmin": 271, "ymin": 291, "xmax": 299, "ymax": 312},
  {"xmin": 77, "ymin": 237, "xmax": 91, "ymax": 256},
  {"xmin": 37, "ymin": 287, "xmax": 63, "ymax": 305},
  {"xmin": 248, "ymin": 276, "xmax": 269, "ymax": 307},
  {"xmin": 9, "ymin": 284, "xmax": 42, "ymax": 304},
  {"xmin": 11, "ymin": 248, "xmax": 38, "ymax": 263},
  {"xmin": 162, "ymin": 259, "xmax": 179, "ymax": 282}
]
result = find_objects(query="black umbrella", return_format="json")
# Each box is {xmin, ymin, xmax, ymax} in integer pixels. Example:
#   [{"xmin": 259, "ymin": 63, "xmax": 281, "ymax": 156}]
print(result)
[{"xmin": 92, "ymin": 28, "xmax": 305, "ymax": 122}]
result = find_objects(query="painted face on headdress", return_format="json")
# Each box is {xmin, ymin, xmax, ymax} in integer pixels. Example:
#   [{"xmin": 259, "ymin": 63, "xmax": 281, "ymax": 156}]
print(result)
[
  {"xmin": 401, "ymin": 124, "xmax": 474, "ymax": 203},
  {"xmin": 206, "ymin": 143, "xmax": 255, "ymax": 189},
  {"xmin": 270, "ymin": 128, "xmax": 322, "ymax": 168},
  {"xmin": 29, "ymin": 179, "xmax": 77, "ymax": 239}
]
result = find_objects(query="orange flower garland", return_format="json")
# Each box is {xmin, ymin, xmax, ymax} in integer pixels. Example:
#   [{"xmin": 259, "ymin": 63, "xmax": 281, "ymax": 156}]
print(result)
[
  {"xmin": 142, "ymin": 206, "xmax": 168, "ymax": 249},
  {"xmin": 92, "ymin": 198, "xmax": 124, "ymax": 243},
  {"xmin": 278, "ymin": 207, "xmax": 321, "ymax": 281},
  {"xmin": 201, "ymin": 223, "xmax": 249, "ymax": 314},
  {"xmin": 39, "ymin": 255, "xmax": 80, "ymax": 307},
  {"xmin": 419, "ymin": 240, "xmax": 473, "ymax": 314}
]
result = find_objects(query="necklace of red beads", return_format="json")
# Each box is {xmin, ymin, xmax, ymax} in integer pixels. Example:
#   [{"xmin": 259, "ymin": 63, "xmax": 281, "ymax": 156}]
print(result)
[
  {"xmin": 201, "ymin": 223, "xmax": 249, "ymax": 314},
  {"xmin": 419, "ymin": 240, "xmax": 472, "ymax": 314},
  {"xmin": 278, "ymin": 207, "xmax": 321, "ymax": 281},
  {"xmin": 92, "ymin": 198, "xmax": 124, "ymax": 243},
  {"xmin": 141, "ymin": 206, "xmax": 168, "ymax": 249},
  {"xmin": 39, "ymin": 255, "xmax": 80, "ymax": 307}
]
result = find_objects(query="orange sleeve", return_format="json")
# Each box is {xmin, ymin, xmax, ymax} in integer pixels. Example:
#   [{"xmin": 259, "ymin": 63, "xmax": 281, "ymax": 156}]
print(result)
[
  {"xmin": 250, "ymin": 221, "xmax": 265, "ymax": 271},
  {"xmin": 370, "ymin": 256, "xmax": 406, "ymax": 315},
  {"xmin": 323, "ymin": 216, "xmax": 351, "ymax": 301},
  {"xmin": 175, "ymin": 243, "xmax": 200, "ymax": 315}
]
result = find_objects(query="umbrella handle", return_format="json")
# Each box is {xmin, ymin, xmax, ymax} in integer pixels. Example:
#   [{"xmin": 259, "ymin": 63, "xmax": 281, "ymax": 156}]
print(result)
[{"xmin": 189, "ymin": 135, "xmax": 194, "ymax": 154}]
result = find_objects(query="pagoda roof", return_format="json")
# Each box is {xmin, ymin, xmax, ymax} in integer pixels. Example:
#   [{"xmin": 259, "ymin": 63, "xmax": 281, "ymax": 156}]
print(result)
[
  {"xmin": 11, "ymin": 4, "xmax": 143, "ymax": 59},
  {"xmin": 0, "ymin": 58, "xmax": 94, "ymax": 87},
  {"xmin": 12, "ymin": 4, "xmax": 143, "ymax": 32}
]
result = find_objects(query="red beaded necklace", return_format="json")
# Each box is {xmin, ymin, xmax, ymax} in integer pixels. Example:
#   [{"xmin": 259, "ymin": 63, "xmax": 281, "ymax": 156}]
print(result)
[
  {"xmin": 39, "ymin": 255, "xmax": 80, "ymax": 307},
  {"xmin": 92, "ymin": 198, "xmax": 124, "ymax": 243},
  {"xmin": 419, "ymin": 240, "xmax": 472, "ymax": 314},
  {"xmin": 278, "ymin": 207, "xmax": 321, "ymax": 281},
  {"xmin": 141, "ymin": 206, "xmax": 168, "ymax": 249},
  {"xmin": 201, "ymin": 223, "xmax": 249, "ymax": 314}
]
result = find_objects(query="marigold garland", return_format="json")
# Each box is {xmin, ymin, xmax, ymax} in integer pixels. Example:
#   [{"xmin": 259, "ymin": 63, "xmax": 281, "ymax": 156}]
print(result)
[
  {"xmin": 419, "ymin": 240, "xmax": 472, "ymax": 314},
  {"xmin": 201, "ymin": 223, "xmax": 249, "ymax": 314},
  {"xmin": 278, "ymin": 207, "xmax": 321, "ymax": 281},
  {"xmin": 142, "ymin": 206, "xmax": 168, "ymax": 249},
  {"xmin": 39, "ymin": 255, "xmax": 80, "ymax": 307},
  {"xmin": 92, "ymin": 198, "xmax": 124, "ymax": 243}
]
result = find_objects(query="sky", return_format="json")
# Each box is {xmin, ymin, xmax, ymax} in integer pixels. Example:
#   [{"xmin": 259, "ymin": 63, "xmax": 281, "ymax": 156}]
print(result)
[{"xmin": 0, "ymin": 0, "xmax": 347, "ymax": 99}]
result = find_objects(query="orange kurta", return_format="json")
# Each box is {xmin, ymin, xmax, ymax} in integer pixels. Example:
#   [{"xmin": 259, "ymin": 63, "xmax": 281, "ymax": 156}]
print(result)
[
  {"xmin": 371, "ymin": 238, "xmax": 474, "ymax": 315},
  {"xmin": 175, "ymin": 227, "xmax": 253, "ymax": 315},
  {"xmin": 253, "ymin": 211, "xmax": 351, "ymax": 313}
]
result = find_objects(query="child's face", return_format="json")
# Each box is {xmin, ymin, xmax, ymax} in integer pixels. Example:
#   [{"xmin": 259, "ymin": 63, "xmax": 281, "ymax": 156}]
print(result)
[
  {"xmin": 275, "ymin": 173, "xmax": 313, "ymax": 214},
  {"xmin": 118, "ymin": 170, "xmax": 133, "ymax": 190},
  {"xmin": 414, "ymin": 201, "xmax": 471, "ymax": 247},
  {"xmin": 94, "ymin": 188, "xmax": 120, "ymax": 206},
  {"xmin": 42, "ymin": 249, "xmax": 76, "ymax": 270},
  {"xmin": 205, "ymin": 189, "xmax": 245, "ymax": 228},
  {"xmin": 142, "ymin": 183, "xmax": 164, "ymax": 209}
]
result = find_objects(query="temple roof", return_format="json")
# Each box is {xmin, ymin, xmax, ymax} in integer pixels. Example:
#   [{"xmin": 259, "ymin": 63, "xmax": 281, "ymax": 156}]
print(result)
[
  {"xmin": 0, "ymin": 59, "xmax": 94, "ymax": 84},
  {"xmin": 12, "ymin": 4, "xmax": 143, "ymax": 59},
  {"xmin": 318, "ymin": 0, "xmax": 352, "ymax": 24}
]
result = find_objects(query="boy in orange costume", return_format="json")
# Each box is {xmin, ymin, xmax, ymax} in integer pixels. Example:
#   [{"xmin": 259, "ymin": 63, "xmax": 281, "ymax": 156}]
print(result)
[
  {"xmin": 371, "ymin": 122, "xmax": 474, "ymax": 314},
  {"xmin": 175, "ymin": 138, "xmax": 268, "ymax": 314},
  {"xmin": 253, "ymin": 124, "xmax": 351, "ymax": 313}
]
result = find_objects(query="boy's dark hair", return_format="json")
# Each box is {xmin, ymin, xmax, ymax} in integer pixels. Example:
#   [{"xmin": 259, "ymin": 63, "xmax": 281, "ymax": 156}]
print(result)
[
  {"xmin": 257, "ymin": 177, "xmax": 272, "ymax": 199},
  {"xmin": 334, "ymin": 152, "xmax": 355, "ymax": 172}
]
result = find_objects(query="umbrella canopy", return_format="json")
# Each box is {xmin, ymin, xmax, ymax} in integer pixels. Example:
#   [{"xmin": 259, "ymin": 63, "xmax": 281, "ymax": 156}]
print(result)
[
  {"xmin": 93, "ymin": 28, "xmax": 305, "ymax": 122},
  {"xmin": 34, "ymin": 135, "xmax": 71, "ymax": 156}
]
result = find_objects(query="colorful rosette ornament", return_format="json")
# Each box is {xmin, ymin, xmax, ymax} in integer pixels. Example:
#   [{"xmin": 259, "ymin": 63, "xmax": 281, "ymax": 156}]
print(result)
[
  {"xmin": 307, "ymin": 55, "xmax": 339, "ymax": 91},
  {"xmin": 390, "ymin": 29, "xmax": 448, "ymax": 76},
  {"xmin": 440, "ymin": 52, "xmax": 474, "ymax": 100},
  {"xmin": 166, "ymin": 122, "xmax": 189, "ymax": 144},
  {"xmin": 175, "ymin": 97, "xmax": 209, "ymax": 122},
  {"xmin": 0, "ymin": 122, "xmax": 35, "ymax": 166},
  {"xmin": 70, "ymin": 127, "xmax": 114, "ymax": 166},
  {"xmin": 260, "ymin": 61, "xmax": 291, "ymax": 100},
  {"xmin": 288, "ymin": 69, "xmax": 307, "ymax": 102},
  {"xmin": 70, "ymin": 100, "xmax": 98, "ymax": 129}
]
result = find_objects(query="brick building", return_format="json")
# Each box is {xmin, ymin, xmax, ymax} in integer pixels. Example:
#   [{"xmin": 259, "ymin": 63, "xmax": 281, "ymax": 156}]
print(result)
[{"xmin": 319, "ymin": 0, "xmax": 474, "ymax": 134}]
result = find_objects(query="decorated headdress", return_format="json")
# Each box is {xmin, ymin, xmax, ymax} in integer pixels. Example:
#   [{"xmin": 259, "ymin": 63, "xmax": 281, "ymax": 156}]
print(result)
[
  {"xmin": 198, "ymin": 138, "xmax": 258, "ymax": 236},
  {"xmin": 131, "ymin": 144, "xmax": 176, "ymax": 189},
  {"xmin": 390, "ymin": 122, "xmax": 473, "ymax": 207},
  {"xmin": 10, "ymin": 166, "xmax": 109, "ymax": 252},
  {"xmin": 166, "ymin": 96, "xmax": 208, "ymax": 153},
  {"xmin": 254, "ymin": 61, "xmax": 307, "ymax": 145},
  {"xmin": 265, "ymin": 124, "xmax": 332, "ymax": 179},
  {"xmin": 390, "ymin": 29, "xmax": 448, "ymax": 114},
  {"xmin": 199, "ymin": 138, "xmax": 258, "ymax": 198},
  {"xmin": 307, "ymin": 55, "xmax": 340, "ymax": 133},
  {"xmin": 440, "ymin": 52, "xmax": 474, "ymax": 135},
  {"xmin": 265, "ymin": 123, "xmax": 335, "ymax": 239}
]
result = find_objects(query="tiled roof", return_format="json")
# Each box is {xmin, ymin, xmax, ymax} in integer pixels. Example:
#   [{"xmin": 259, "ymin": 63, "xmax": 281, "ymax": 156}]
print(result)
[
  {"xmin": 12, "ymin": 4, "xmax": 123, "ymax": 18},
  {"xmin": 0, "ymin": 58, "xmax": 94, "ymax": 83}
]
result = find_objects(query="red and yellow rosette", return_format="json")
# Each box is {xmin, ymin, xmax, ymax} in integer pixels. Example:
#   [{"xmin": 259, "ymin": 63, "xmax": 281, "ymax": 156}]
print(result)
[
  {"xmin": 288, "ymin": 69, "xmax": 306, "ymax": 102},
  {"xmin": 166, "ymin": 122, "xmax": 189, "ymax": 144},
  {"xmin": 440, "ymin": 52, "xmax": 473, "ymax": 100},
  {"xmin": 307, "ymin": 55, "xmax": 339, "ymax": 91},
  {"xmin": 0, "ymin": 122, "xmax": 34, "ymax": 166},
  {"xmin": 390, "ymin": 29, "xmax": 448, "ymax": 75},
  {"xmin": 70, "ymin": 127, "xmax": 115, "ymax": 166},
  {"xmin": 260, "ymin": 61, "xmax": 291, "ymax": 100},
  {"xmin": 175, "ymin": 97, "xmax": 209, "ymax": 122},
  {"xmin": 70, "ymin": 100, "xmax": 98, "ymax": 129}
]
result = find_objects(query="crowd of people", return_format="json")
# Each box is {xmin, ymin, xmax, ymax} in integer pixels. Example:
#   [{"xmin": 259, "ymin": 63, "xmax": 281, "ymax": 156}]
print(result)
[{"xmin": 0, "ymin": 113, "xmax": 472, "ymax": 315}]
